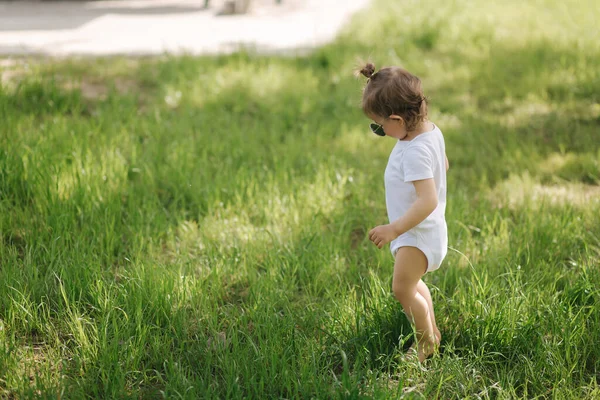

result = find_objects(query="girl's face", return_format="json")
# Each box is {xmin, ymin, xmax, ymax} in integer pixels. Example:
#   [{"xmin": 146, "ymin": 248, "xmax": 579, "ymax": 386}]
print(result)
[{"xmin": 369, "ymin": 114, "xmax": 408, "ymax": 140}]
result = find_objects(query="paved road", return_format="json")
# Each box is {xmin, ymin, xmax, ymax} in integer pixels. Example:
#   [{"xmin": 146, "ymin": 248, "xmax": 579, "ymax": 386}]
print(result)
[{"xmin": 0, "ymin": 0, "xmax": 371, "ymax": 56}]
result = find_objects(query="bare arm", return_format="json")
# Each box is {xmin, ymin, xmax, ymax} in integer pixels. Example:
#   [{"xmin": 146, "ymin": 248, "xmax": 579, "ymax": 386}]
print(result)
[
  {"xmin": 445, "ymin": 155, "xmax": 449, "ymax": 171},
  {"xmin": 369, "ymin": 178, "xmax": 438, "ymax": 248},
  {"xmin": 391, "ymin": 178, "xmax": 438, "ymax": 235}
]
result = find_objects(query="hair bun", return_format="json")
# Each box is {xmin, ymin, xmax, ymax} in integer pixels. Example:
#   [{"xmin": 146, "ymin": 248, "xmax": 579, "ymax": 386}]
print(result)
[{"xmin": 360, "ymin": 63, "xmax": 376, "ymax": 78}]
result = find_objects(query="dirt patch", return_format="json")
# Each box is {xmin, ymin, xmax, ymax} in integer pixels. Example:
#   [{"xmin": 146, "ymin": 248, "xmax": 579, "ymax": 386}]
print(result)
[
  {"xmin": 0, "ymin": 340, "xmax": 63, "ymax": 398},
  {"xmin": 0, "ymin": 58, "xmax": 31, "ymax": 86},
  {"xmin": 2, "ymin": 228, "xmax": 28, "ymax": 260},
  {"xmin": 350, "ymin": 226, "xmax": 366, "ymax": 249},
  {"xmin": 61, "ymin": 76, "xmax": 139, "ymax": 100},
  {"xmin": 1, "ymin": 56, "xmax": 149, "ymax": 105}
]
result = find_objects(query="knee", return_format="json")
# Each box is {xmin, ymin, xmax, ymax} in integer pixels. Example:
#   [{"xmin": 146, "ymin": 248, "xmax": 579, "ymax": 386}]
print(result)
[{"xmin": 392, "ymin": 280, "xmax": 414, "ymax": 305}]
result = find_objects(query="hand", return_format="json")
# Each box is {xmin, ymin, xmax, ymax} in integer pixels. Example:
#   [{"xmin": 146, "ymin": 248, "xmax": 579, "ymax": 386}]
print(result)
[{"xmin": 368, "ymin": 224, "xmax": 399, "ymax": 249}]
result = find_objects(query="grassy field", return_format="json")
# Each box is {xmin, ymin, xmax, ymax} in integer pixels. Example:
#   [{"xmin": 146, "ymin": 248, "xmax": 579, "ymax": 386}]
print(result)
[{"xmin": 1, "ymin": 0, "xmax": 600, "ymax": 398}]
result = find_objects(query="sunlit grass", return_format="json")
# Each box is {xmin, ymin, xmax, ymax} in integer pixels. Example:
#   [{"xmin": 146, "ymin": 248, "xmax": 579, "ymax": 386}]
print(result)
[
  {"xmin": 490, "ymin": 172, "xmax": 600, "ymax": 210},
  {"xmin": 1, "ymin": 0, "xmax": 600, "ymax": 397}
]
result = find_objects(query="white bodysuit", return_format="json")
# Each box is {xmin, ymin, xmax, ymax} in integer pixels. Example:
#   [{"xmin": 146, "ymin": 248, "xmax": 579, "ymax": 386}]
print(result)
[{"xmin": 384, "ymin": 123, "xmax": 448, "ymax": 273}]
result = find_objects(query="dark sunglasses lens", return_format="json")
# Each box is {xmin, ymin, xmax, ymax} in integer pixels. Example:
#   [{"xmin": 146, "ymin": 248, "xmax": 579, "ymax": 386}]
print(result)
[{"xmin": 370, "ymin": 123, "xmax": 385, "ymax": 136}]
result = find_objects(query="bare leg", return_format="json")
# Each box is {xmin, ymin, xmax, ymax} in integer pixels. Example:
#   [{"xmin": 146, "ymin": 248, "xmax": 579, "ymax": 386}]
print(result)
[
  {"xmin": 392, "ymin": 247, "xmax": 438, "ymax": 362},
  {"xmin": 416, "ymin": 280, "xmax": 441, "ymax": 344}
]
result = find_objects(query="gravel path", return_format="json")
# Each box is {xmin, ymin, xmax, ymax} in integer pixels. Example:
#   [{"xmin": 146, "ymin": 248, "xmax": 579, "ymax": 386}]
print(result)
[{"xmin": 0, "ymin": 0, "xmax": 371, "ymax": 56}]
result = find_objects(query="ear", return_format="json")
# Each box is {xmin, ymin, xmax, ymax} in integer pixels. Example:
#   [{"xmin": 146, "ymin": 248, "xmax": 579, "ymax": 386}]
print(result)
[{"xmin": 389, "ymin": 114, "xmax": 405, "ymax": 125}]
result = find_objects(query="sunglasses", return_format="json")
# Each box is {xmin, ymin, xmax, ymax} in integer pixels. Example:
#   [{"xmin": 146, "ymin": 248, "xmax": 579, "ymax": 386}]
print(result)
[{"xmin": 369, "ymin": 122, "xmax": 386, "ymax": 136}]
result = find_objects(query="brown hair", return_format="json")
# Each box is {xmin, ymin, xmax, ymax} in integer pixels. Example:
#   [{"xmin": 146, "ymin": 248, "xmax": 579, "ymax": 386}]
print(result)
[{"xmin": 358, "ymin": 63, "xmax": 428, "ymax": 132}]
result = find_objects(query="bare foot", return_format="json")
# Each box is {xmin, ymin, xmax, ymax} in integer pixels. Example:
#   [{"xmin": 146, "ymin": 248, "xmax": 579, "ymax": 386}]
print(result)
[
  {"xmin": 407, "ymin": 333, "xmax": 440, "ymax": 363},
  {"xmin": 417, "ymin": 337, "xmax": 438, "ymax": 362},
  {"xmin": 434, "ymin": 329, "xmax": 441, "ymax": 346},
  {"xmin": 409, "ymin": 330, "xmax": 441, "ymax": 352}
]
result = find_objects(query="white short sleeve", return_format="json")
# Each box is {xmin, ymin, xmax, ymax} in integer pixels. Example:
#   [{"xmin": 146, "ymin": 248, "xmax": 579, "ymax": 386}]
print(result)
[{"xmin": 403, "ymin": 144, "xmax": 434, "ymax": 182}]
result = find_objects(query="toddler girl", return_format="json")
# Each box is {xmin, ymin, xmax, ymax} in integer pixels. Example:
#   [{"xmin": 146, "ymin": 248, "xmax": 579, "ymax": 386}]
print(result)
[{"xmin": 359, "ymin": 63, "xmax": 449, "ymax": 362}]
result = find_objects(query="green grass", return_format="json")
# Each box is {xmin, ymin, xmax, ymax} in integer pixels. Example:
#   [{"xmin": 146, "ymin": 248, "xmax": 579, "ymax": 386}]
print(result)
[{"xmin": 1, "ymin": 0, "xmax": 600, "ymax": 398}]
